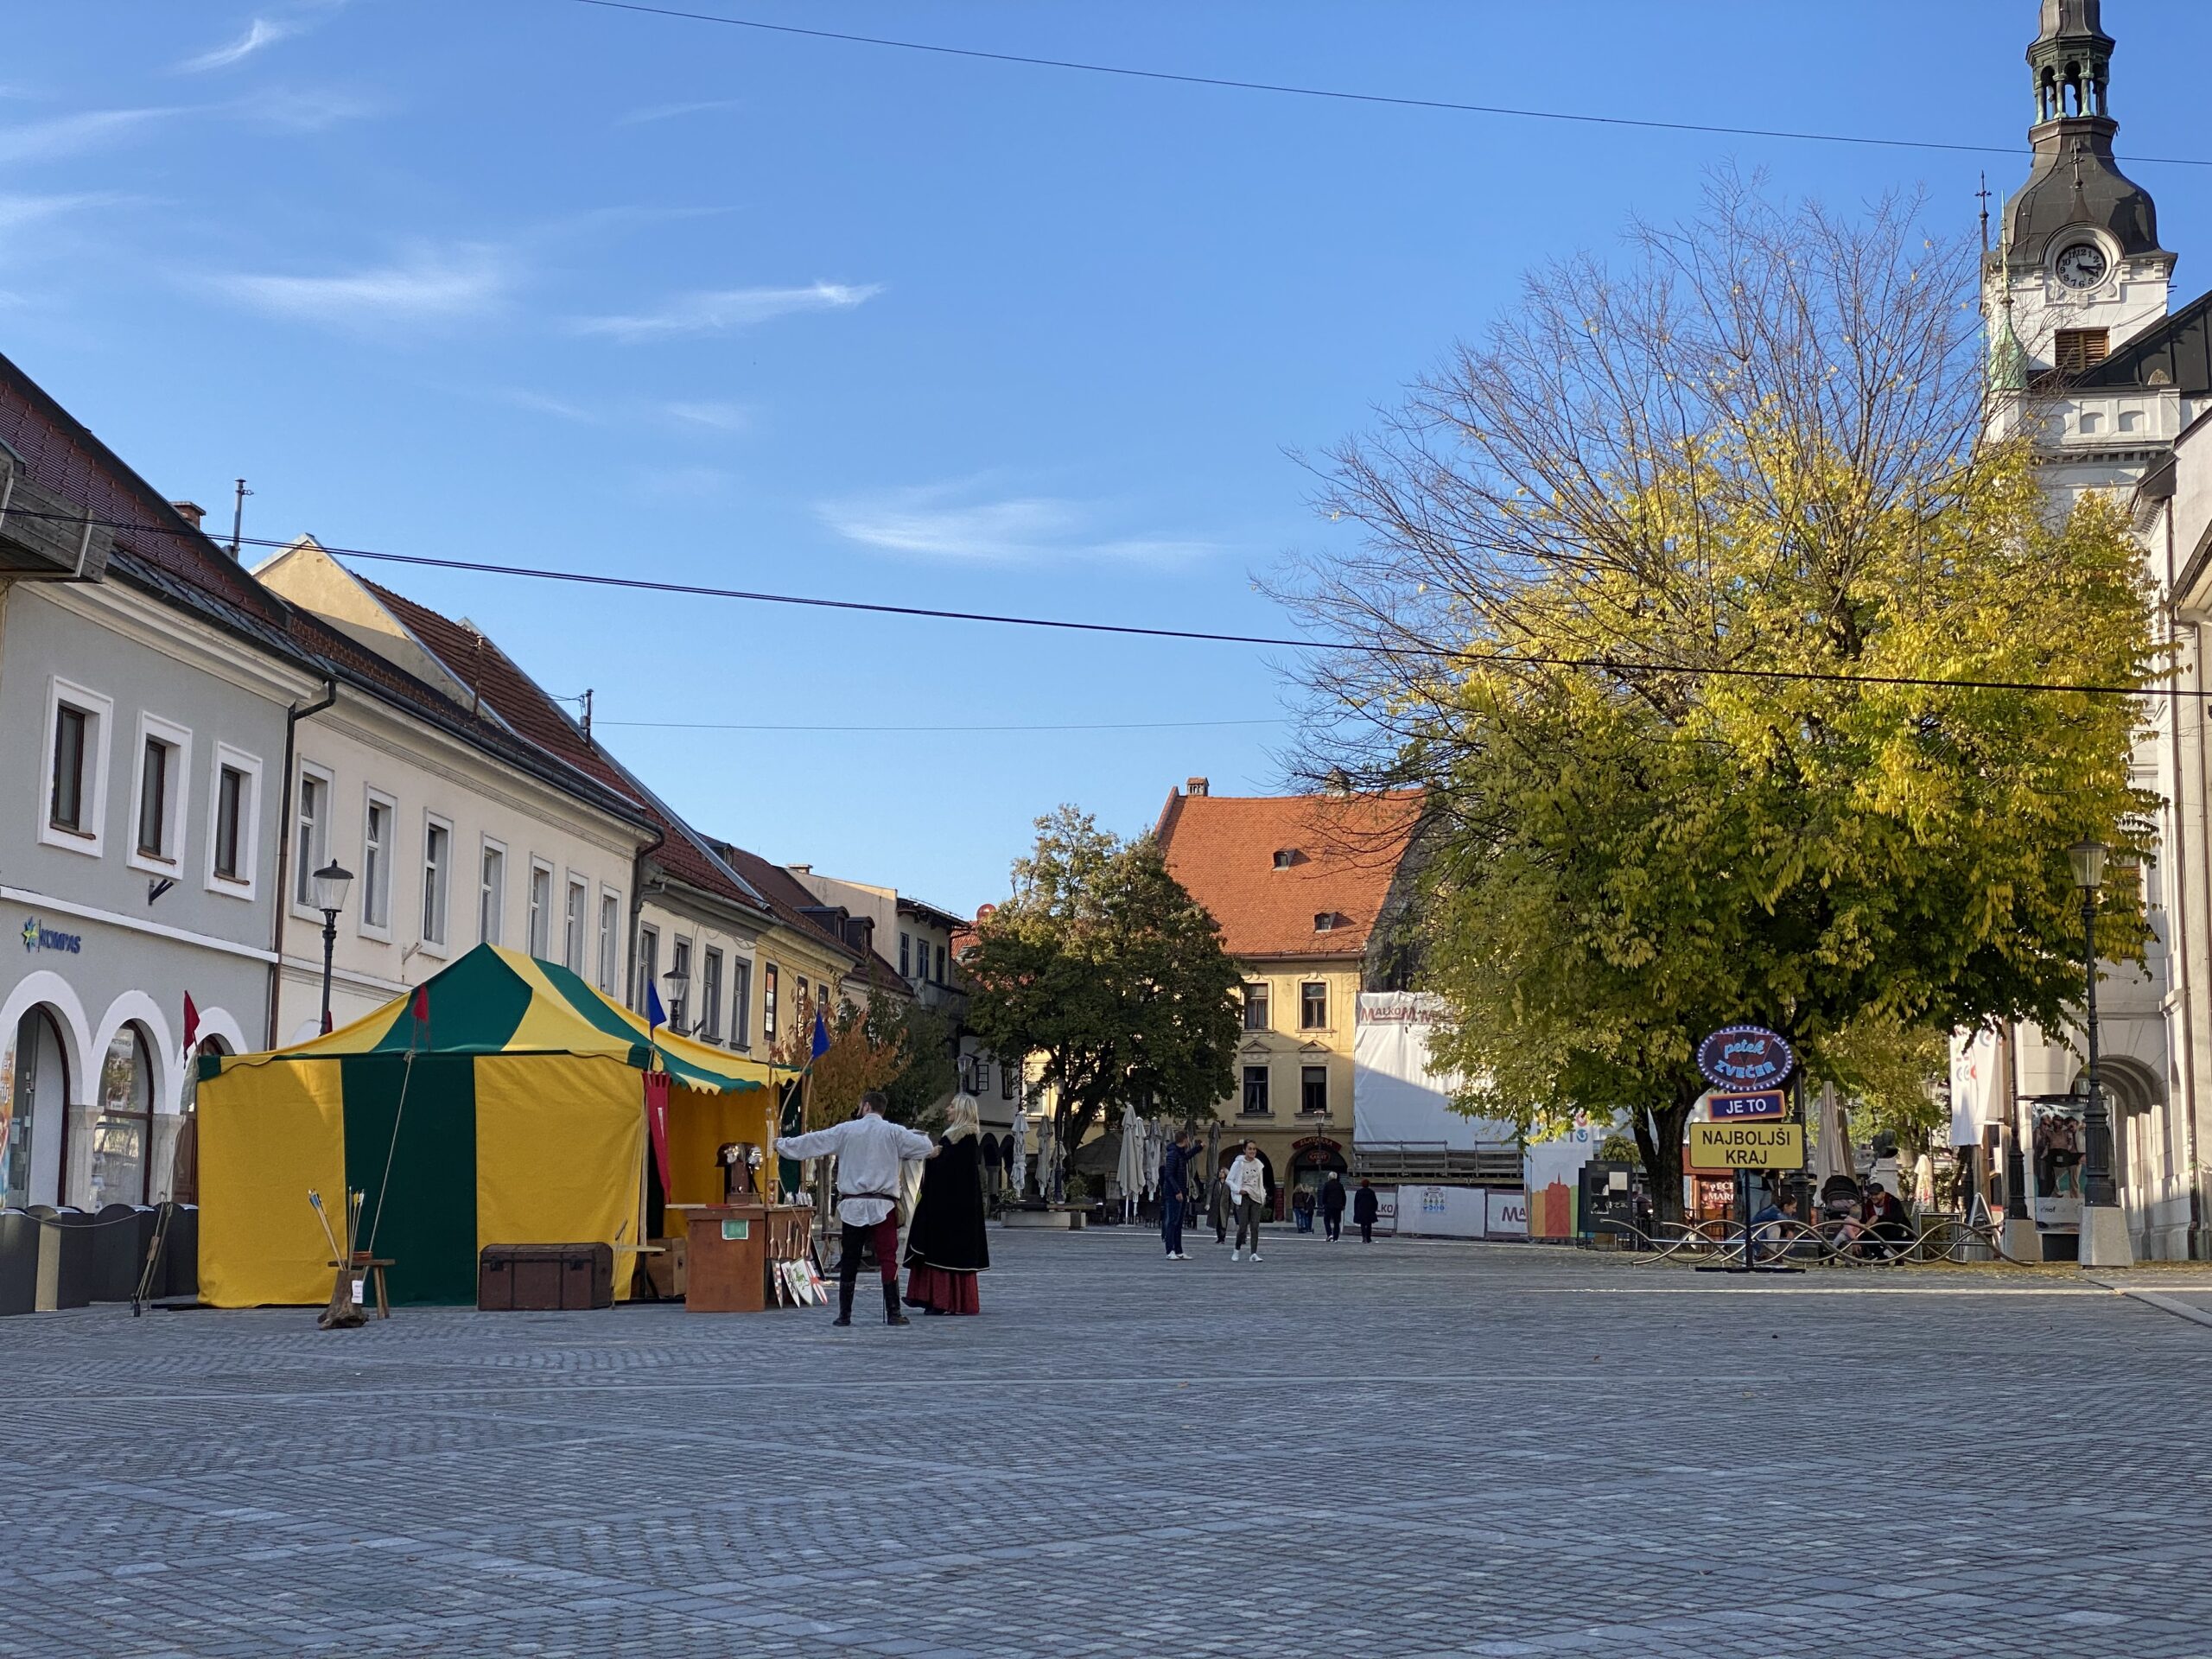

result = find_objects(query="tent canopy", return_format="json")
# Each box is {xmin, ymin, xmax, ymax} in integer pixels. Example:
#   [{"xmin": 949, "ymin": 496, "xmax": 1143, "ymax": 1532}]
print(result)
[
  {"xmin": 198, "ymin": 944, "xmax": 782, "ymax": 1307},
  {"xmin": 209, "ymin": 943, "xmax": 777, "ymax": 1093}
]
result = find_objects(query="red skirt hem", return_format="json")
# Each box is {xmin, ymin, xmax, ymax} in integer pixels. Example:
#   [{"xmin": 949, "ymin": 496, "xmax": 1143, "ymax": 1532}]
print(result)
[{"xmin": 903, "ymin": 1263, "xmax": 981, "ymax": 1315}]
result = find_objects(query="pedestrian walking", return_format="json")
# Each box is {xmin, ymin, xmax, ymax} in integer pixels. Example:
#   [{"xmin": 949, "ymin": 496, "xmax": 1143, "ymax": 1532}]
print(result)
[
  {"xmin": 902, "ymin": 1096, "xmax": 990, "ymax": 1315},
  {"xmin": 1292, "ymin": 1185, "xmax": 1315, "ymax": 1234},
  {"xmin": 1319, "ymin": 1171, "xmax": 1347, "ymax": 1242},
  {"xmin": 1353, "ymin": 1177, "xmax": 1380, "ymax": 1244},
  {"xmin": 1211, "ymin": 1164, "xmax": 1234, "ymax": 1244},
  {"xmin": 1160, "ymin": 1127, "xmax": 1193, "ymax": 1259},
  {"xmin": 774, "ymin": 1090, "xmax": 938, "ymax": 1327},
  {"xmin": 1225, "ymin": 1140, "xmax": 1268, "ymax": 1262}
]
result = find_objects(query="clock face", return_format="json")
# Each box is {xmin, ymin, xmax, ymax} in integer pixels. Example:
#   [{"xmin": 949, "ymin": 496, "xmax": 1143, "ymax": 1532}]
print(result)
[{"xmin": 2056, "ymin": 242, "xmax": 2110, "ymax": 289}]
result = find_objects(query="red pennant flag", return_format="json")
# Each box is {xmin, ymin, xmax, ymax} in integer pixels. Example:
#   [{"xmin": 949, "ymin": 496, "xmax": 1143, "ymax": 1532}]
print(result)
[
  {"xmin": 181, "ymin": 993, "xmax": 200, "ymax": 1055},
  {"xmin": 643, "ymin": 1070, "xmax": 672, "ymax": 1194},
  {"xmin": 411, "ymin": 983, "xmax": 430, "ymax": 1035}
]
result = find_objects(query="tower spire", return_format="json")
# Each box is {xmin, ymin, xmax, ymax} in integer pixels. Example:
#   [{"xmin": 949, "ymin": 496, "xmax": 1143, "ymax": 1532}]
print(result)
[{"xmin": 1999, "ymin": 0, "xmax": 2162, "ymax": 267}]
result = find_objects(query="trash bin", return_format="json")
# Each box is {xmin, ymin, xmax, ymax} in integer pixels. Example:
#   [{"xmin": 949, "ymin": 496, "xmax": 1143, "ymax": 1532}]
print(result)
[
  {"xmin": 161, "ymin": 1205, "xmax": 200, "ymax": 1300},
  {"xmin": 35, "ymin": 1210, "xmax": 94, "ymax": 1311},
  {"xmin": 0, "ymin": 1210, "xmax": 38, "ymax": 1316},
  {"xmin": 92, "ymin": 1204, "xmax": 154, "ymax": 1301}
]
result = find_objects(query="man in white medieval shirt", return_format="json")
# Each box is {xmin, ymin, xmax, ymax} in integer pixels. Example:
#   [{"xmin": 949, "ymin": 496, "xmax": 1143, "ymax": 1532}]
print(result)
[{"xmin": 776, "ymin": 1090, "xmax": 938, "ymax": 1326}]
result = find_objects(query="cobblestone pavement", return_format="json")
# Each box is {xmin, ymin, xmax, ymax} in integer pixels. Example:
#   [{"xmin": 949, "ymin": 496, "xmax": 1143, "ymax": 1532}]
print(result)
[{"xmin": 6, "ymin": 1228, "xmax": 2212, "ymax": 1659}]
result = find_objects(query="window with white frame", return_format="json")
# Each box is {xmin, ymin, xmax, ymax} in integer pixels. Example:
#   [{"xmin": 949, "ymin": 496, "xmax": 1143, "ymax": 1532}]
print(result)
[
  {"xmin": 422, "ymin": 817, "xmax": 452, "ymax": 946},
  {"xmin": 527, "ymin": 860, "xmax": 552, "ymax": 958},
  {"xmin": 763, "ymin": 962, "xmax": 779, "ymax": 1045},
  {"xmin": 360, "ymin": 791, "xmax": 394, "ymax": 934},
  {"xmin": 41, "ymin": 678, "xmax": 113, "ymax": 855},
  {"xmin": 206, "ymin": 744, "xmax": 261, "ymax": 895},
  {"xmin": 670, "ymin": 938, "xmax": 691, "ymax": 1032},
  {"xmin": 730, "ymin": 958, "xmax": 752, "ymax": 1048},
  {"xmin": 479, "ymin": 840, "xmax": 505, "ymax": 945},
  {"xmin": 637, "ymin": 925, "xmax": 660, "ymax": 1013},
  {"xmin": 596, "ymin": 890, "xmax": 620, "ymax": 992},
  {"xmin": 292, "ymin": 766, "xmax": 331, "ymax": 907},
  {"xmin": 129, "ymin": 714, "xmax": 190, "ymax": 872},
  {"xmin": 702, "ymin": 948, "xmax": 724, "ymax": 1041},
  {"xmin": 563, "ymin": 875, "xmax": 588, "ymax": 972}
]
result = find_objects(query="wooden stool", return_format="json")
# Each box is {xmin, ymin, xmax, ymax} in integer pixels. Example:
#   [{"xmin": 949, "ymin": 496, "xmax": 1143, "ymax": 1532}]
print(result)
[{"xmin": 328, "ymin": 1254, "xmax": 394, "ymax": 1319}]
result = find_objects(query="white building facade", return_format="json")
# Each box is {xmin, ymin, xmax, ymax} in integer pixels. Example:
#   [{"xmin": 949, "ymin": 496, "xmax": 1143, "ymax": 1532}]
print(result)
[{"xmin": 1980, "ymin": 0, "xmax": 2209, "ymax": 1259}]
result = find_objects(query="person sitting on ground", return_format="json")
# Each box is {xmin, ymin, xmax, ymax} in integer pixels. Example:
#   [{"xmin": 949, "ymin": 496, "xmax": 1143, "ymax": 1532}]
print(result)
[
  {"xmin": 1749, "ymin": 1191, "xmax": 1800, "ymax": 1258},
  {"xmin": 1861, "ymin": 1180, "xmax": 1915, "ymax": 1257}
]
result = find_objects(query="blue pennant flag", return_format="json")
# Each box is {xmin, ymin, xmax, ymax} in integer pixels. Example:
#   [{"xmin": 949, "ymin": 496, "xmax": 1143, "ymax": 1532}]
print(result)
[
  {"xmin": 645, "ymin": 982, "xmax": 667, "ymax": 1032},
  {"xmin": 810, "ymin": 1002, "xmax": 831, "ymax": 1060}
]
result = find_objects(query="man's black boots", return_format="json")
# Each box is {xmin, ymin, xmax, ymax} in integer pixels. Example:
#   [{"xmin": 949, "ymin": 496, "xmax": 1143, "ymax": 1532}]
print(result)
[
  {"xmin": 834, "ymin": 1278, "xmax": 854, "ymax": 1326},
  {"xmin": 883, "ymin": 1280, "xmax": 911, "ymax": 1326}
]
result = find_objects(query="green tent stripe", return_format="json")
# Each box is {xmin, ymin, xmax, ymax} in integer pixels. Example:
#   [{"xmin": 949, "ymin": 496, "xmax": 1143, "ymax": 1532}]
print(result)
[
  {"xmin": 531, "ymin": 956, "xmax": 760, "ymax": 1093},
  {"xmin": 341, "ymin": 1053, "xmax": 478, "ymax": 1306},
  {"xmin": 366, "ymin": 947, "xmax": 534, "ymax": 1056}
]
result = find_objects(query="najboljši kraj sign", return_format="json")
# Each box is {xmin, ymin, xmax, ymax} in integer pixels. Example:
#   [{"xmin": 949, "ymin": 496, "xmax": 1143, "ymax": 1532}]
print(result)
[{"xmin": 1688, "ymin": 1122, "xmax": 1806, "ymax": 1172}]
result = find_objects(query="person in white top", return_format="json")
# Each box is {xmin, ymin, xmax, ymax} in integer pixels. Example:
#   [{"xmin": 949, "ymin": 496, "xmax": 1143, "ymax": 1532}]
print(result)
[
  {"xmin": 776, "ymin": 1090, "xmax": 938, "ymax": 1326},
  {"xmin": 1224, "ymin": 1140, "xmax": 1269, "ymax": 1262}
]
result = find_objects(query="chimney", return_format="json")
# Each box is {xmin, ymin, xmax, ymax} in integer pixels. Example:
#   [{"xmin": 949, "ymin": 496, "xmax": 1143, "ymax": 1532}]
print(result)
[
  {"xmin": 1185, "ymin": 776, "xmax": 1210, "ymax": 797},
  {"xmin": 170, "ymin": 500, "xmax": 206, "ymax": 529},
  {"xmin": 789, "ymin": 863, "xmax": 811, "ymax": 876}
]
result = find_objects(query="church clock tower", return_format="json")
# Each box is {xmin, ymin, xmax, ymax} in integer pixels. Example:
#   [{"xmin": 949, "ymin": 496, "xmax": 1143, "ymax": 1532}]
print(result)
[{"xmin": 1989, "ymin": 0, "xmax": 2171, "ymax": 380}]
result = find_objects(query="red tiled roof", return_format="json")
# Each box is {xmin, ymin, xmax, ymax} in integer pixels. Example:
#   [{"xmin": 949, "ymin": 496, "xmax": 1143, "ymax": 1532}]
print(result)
[
  {"xmin": 1153, "ymin": 787, "xmax": 1423, "ymax": 960},
  {"xmin": 0, "ymin": 353, "xmax": 649, "ymax": 828}
]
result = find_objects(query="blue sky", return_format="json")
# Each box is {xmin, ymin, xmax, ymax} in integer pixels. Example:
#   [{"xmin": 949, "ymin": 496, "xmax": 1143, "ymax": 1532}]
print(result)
[{"xmin": 10, "ymin": 1, "xmax": 2212, "ymax": 914}]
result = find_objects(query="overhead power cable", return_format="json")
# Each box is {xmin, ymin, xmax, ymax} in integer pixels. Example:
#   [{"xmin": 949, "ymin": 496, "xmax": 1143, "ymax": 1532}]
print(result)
[
  {"xmin": 568, "ymin": 0, "xmax": 2212, "ymax": 171},
  {"xmin": 13, "ymin": 504, "xmax": 2188, "ymax": 701},
  {"xmin": 595, "ymin": 716, "xmax": 1286, "ymax": 734}
]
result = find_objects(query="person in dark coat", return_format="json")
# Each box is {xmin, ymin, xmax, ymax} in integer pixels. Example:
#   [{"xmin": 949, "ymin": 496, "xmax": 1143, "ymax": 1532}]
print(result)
[
  {"xmin": 1159, "ymin": 1128, "xmax": 1193, "ymax": 1260},
  {"xmin": 1352, "ymin": 1178, "xmax": 1381, "ymax": 1244},
  {"xmin": 903, "ymin": 1097, "xmax": 990, "ymax": 1314},
  {"xmin": 1319, "ymin": 1172, "xmax": 1348, "ymax": 1242}
]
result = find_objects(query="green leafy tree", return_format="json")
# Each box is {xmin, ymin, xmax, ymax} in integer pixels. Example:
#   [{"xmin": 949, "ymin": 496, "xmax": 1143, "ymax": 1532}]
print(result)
[
  {"xmin": 1280, "ymin": 177, "xmax": 2158, "ymax": 1221},
  {"xmin": 964, "ymin": 807, "xmax": 1243, "ymax": 1161},
  {"xmin": 874, "ymin": 996, "xmax": 957, "ymax": 1131}
]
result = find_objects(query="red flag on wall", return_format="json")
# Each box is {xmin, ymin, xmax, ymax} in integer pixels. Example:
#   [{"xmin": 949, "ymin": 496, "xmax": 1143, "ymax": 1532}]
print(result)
[
  {"xmin": 181, "ymin": 993, "xmax": 200, "ymax": 1054},
  {"xmin": 411, "ymin": 983, "xmax": 429, "ymax": 1039},
  {"xmin": 643, "ymin": 1069, "xmax": 672, "ymax": 1194}
]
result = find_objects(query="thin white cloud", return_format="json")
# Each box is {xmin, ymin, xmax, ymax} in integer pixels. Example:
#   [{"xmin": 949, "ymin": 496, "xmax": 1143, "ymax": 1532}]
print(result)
[
  {"xmin": 179, "ymin": 17, "xmax": 304, "ymax": 73},
  {"xmin": 0, "ymin": 193, "xmax": 133, "ymax": 233},
  {"xmin": 237, "ymin": 87, "xmax": 383, "ymax": 133},
  {"xmin": 659, "ymin": 399, "xmax": 751, "ymax": 432},
  {"xmin": 201, "ymin": 244, "xmax": 510, "ymax": 330},
  {"xmin": 613, "ymin": 99, "xmax": 741, "ymax": 127},
  {"xmin": 571, "ymin": 281, "xmax": 881, "ymax": 342},
  {"xmin": 820, "ymin": 483, "xmax": 1219, "ymax": 567},
  {"xmin": 0, "ymin": 107, "xmax": 182, "ymax": 165}
]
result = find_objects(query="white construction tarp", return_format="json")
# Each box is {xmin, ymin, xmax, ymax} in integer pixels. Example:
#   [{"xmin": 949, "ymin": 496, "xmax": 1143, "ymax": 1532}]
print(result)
[{"xmin": 1354, "ymin": 993, "xmax": 1517, "ymax": 1152}]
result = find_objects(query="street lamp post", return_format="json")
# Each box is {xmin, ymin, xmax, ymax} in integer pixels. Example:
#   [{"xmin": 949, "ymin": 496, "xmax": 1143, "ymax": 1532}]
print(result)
[
  {"xmin": 2068, "ymin": 838, "xmax": 2131, "ymax": 1267},
  {"xmin": 311, "ymin": 860, "xmax": 353, "ymax": 1035},
  {"xmin": 661, "ymin": 963, "xmax": 690, "ymax": 1036}
]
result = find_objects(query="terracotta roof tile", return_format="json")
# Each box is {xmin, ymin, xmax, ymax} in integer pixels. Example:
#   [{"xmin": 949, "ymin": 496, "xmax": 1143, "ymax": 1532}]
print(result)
[{"xmin": 1153, "ymin": 788, "xmax": 1422, "ymax": 960}]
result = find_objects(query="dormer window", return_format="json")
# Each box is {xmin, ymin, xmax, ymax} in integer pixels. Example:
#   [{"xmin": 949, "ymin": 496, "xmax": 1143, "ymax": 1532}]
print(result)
[
  {"xmin": 1273, "ymin": 849, "xmax": 1301, "ymax": 870},
  {"xmin": 1313, "ymin": 911, "xmax": 1345, "ymax": 932}
]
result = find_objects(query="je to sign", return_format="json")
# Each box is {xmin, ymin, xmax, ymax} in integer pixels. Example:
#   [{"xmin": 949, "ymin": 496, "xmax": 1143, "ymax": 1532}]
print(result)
[
  {"xmin": 1688, "ymin": 1122, "xmax": 1806, "ymax": 1172},
  {"xmin": 1708, "ymin": 1090, "xmax": 1788, "ymax": 1122},
  {"xmin": 1694, "ymin": 1025, "xmax": 1795, "ymax": 1090}
]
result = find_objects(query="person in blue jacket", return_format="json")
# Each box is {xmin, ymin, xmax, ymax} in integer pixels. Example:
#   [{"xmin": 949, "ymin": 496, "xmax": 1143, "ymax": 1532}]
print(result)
[{"xmin": 1159, "ymin": 1128, "xmax": 1192, "ymax": 1260}]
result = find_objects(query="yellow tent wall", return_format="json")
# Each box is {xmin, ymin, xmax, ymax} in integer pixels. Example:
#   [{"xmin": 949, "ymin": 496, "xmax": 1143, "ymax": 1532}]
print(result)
[
  {"xmin": 474, "ymin": 1053, "xmax": 647, "ymax": 1302},
  {"xmin": 197, "ymin": 1059, "xmax": 347, "ymax": 1308}
]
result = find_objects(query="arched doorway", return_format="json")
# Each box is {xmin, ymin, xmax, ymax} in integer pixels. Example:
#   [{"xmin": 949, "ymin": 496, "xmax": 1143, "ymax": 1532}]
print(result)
[
  {"xmin": 2, "ymin": 1007, "xmax": 70, "ymax": 1208},
  {"xmin": 75, "ymin": 1023, "xmax": 155, "ymax": 1208}
]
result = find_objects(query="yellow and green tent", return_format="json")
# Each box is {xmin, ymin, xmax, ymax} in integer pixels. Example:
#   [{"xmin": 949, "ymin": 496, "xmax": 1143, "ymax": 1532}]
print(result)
[{"xmin": 196, "ymin": 944, "xmax": 780, "ymax": 1307}]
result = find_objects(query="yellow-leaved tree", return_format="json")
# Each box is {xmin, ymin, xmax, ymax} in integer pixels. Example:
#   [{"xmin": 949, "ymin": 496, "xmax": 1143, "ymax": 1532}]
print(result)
[{"xmin": 1279, "ymin": 175, "xmax": 2159, "ymax": 1219}]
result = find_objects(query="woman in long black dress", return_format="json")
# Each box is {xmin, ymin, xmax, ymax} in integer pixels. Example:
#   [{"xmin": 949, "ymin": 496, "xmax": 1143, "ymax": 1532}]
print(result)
[{"xmin": 903, "ymin": 1096, "xmax": 990, "ymax": 1315}]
